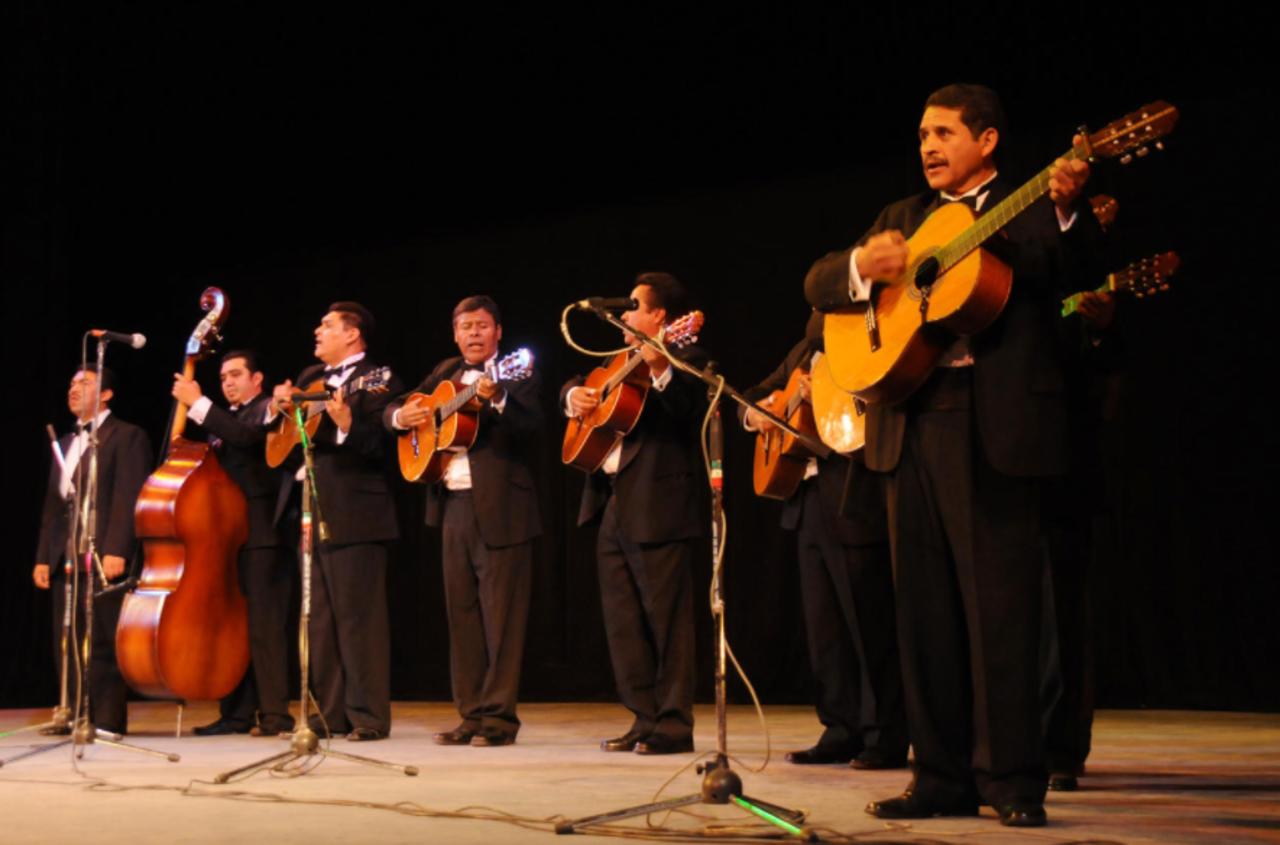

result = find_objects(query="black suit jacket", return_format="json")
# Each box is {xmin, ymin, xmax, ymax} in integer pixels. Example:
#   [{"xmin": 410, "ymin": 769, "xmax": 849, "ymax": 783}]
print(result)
[
  {"xmin": 276, "ymin": 359, "xmax": 403, "ymax": 546},
  {"xmin": 37, "ymin": 414, "xmax": 152, "ymax": 573},
  {"xmin": 742, "ymin": 336, "xmax": 887, "ymax": 546},
  {"xmin": 805, "ymin": 182, "xmax": 1101, "ymax": 477},
  {"xmin": 562, "ymin": 346, "xmax": 711, "ymax": 545},
  {"xmin": 385, "ymin": 355, "xmax": 543, "ymax": 549},
  {"xmin": 197, "ymin": 393, "xmax": 289, "ymax": 549}
]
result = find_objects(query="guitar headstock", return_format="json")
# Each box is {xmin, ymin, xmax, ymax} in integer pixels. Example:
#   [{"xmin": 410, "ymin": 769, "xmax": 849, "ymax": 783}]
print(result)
[
  {"xmin": 496, "ymin": 348, "xmax": 535, "ymax": 382},
  {"xmin": 660, "ymin": 311, "xmax": 705, "ymax": 348},
  {"xmin": 1089, "ymin": 194, "xmax": 1118, "ymax": 229},
  {"xmin": 352, "ymin": 366, "xmax": 393, "ymax": 395},
  {"xmin": 1114, "ymin": 251, "xmax": 1179, "ymax": 298},
  {"xmin": 1085, "ymin": 101, "xmax": 1179, "ymax": 164}
]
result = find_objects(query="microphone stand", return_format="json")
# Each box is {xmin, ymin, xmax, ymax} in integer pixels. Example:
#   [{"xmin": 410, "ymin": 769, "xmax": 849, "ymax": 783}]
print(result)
[
  {"xmin": 554, "ymin": 306, "xmax": 816, "ymax": 841},
  {"xmin": 3, "ymin": 338, "xmax": 179, "ymax": 768},
  {"xmin": 215, "ymin": 403, "xmax": 418, "ymax": 782}
]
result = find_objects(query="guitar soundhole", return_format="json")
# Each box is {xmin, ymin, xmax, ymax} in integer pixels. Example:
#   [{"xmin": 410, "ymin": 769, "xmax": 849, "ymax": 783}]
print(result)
[{"xmin": 915, "ymin": 255, "xmax": 940, "ymax": 290}]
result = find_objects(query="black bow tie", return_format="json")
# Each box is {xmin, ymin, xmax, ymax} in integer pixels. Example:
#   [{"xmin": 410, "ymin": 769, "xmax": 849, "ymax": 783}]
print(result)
[
  {"xmin": 461, "ymin": 362, "xmax": 486, "ymax": 372},
  {"xmin": 947, "ymin": 194, "xmax": 980, "ymax": 211},
  {"xmin": 324, "ymin": 364, "xmax": 354, "ymax": 377}
]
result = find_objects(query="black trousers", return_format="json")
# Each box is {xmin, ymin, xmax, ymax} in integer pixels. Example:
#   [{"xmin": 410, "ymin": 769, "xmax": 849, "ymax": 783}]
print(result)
[
  {"xmin": 219, "ymin": 545, "xmax": 297, "ymax": 728},
  {"xmin": 50, "ymin": 570, "xmax": 128, "ymax": 733},
  {"xmin": 796, "ymin": 478, "xmax": 906, "ymax": 756},
  {"xmin": 886, "ymin": 369, "xmax": 1047, "ymax": 807},
  {"xmin": 309, "ymin": 539, "xmax": 391, "ymax": 734},
  {"xmin": 441, "ymin": 491, "xmax": 532, "ymax": 736},
  {"xmin": 596, "ymin": 493, "xmax": 696, "ymax": 741}
]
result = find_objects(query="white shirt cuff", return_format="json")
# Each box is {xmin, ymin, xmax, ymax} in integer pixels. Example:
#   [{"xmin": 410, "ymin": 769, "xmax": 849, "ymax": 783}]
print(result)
[
  {"xmin": 188, "ymin": 395, "xmax": 213, "ymax": 424},
  {"xmin": 848, "ymin": 249, "xmax": 873, "ymax": 303}
]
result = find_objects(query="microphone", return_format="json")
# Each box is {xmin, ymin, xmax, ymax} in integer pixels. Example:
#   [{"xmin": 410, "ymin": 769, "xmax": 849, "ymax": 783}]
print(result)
[
  {"xmin": 90, "ymin": 329, "xmax": 147, "ymax": 349},
  {"xmin": 576, "ymin": 296, "xmax": 637, "ymax": 312}
]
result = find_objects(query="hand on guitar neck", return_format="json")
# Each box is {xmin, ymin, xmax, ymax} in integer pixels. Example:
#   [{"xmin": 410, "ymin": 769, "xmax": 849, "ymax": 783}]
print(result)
[{"xmin": 745, "ymin": 372, "xmax": 811, "ymax": 432}]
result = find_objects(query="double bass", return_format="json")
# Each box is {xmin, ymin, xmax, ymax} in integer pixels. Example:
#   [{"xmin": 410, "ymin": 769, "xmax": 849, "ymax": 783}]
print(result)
[{"xmin": 117, "ymin": 288, "xmax": 251, "ymax": 701}]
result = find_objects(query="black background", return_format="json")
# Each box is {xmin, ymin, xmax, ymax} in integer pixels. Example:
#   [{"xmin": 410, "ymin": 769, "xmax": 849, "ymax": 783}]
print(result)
[{"xmin": 5, "ymin": 5, "xmax": 1276, "ymax": 712}]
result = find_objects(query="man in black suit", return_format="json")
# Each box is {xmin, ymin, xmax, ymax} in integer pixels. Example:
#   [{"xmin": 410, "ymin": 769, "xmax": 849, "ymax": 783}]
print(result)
[
  {"xmin": 34, "ymin": 364, "xmax": 151, "ymax": 735},
  {"xmin": 741, "ymin": 313, "xmax": 906, "ymax": 770},
  {"xmin": 172, "ymin": 350, "xmax": 296, "ymax": 737},
  {"xmin": 385, "ymin": 295, "xmax": 542, "ymax": 747},
  {"xmin": 804, "ymin": 84, "xmax": 1097, "ymax": 826},
  {"xmin": 268, "ymin": 302, "xmax": 401, "ymax": 741},
  {"xmin": 563, "ymin": 272, "xmax": 709, "ymax": 755}
]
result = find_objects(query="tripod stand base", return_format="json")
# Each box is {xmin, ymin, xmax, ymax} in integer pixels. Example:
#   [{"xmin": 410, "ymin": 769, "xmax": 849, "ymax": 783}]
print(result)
[
  {"xmin": 213, "ymin": 725, "xmax": 419, "ymax": 783},
  {"xmin": 555, "ymin": 759, "xmax": 813, "ymax": 839},
  {"xmin": 2, "ymin": 719, "xmax": 180, "ymax": 768}
]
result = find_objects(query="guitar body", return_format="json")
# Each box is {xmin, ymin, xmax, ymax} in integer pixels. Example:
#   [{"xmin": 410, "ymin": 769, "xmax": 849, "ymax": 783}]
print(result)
[
  {"xmin": 264, "ymin": 378, "xmax": 325, "ymax": 468},
  {"xmin": 397, "ymin": 380, "xmax": 481, "ymax": 483},
  {"xmin": 752, "ymin": 367, "xmax": 819, "ymax": 500},
  {"xmin": 823, "ymin": 202, "xmax": 1012, "ymax": 405},
  {"xmin": 562, "ymin": 352, "xmax": 651, "ymax": 473},
  {"xmin": 810, "ymin": 351, "xmax": 865, "ymax": 454}
]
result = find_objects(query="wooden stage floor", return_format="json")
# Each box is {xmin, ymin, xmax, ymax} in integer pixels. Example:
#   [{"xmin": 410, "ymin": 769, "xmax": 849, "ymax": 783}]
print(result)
[{"xmin": 2, "ymin": 702, "xmax": 1278, "ymax": 844}]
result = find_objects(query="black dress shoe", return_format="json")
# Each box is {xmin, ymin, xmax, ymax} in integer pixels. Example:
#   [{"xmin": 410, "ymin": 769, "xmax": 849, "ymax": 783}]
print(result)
[
  {"xmin": 634, "ymin": 734, "xmax": 694, "ymax": 755},
  {"xmin": 193, "ymin": 718, "xmax": 252, "ymax": 736},
  {"xmin": 470, "ymin": 728, "xmax": 516, "ymax": 747},
  {"xmin": 850, "ymin": 748, "xmax": 908, "ymax": 770},
  {"xmin": 997, "ymin": 802, "xmax": 1047, "ymax": 827},
  {"xmin": 435, "ymin": 725, "xmax": 478, "ymax": 745},
  {"xmin": 601, "ymin": 729, "xmax": 648, "ymax": 752},
  {"xmin": 347, "ymin": 727, "xmax": 387, "ymax": 742},
  {"xmin": 865, "ymin": 790, "xmax": 979, "ymax": 819},
  {"xmin": 785, "ymin": 745, "xmax": 859, "ymax": 765},
  {"xmin": 1048, "ymin": 772, "xmax": 1078, "ymax": 791}
]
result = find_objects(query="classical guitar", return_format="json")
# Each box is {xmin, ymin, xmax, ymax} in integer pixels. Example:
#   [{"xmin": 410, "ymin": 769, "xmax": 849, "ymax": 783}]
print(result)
[
  {"xmin": 397, "ymin": 348, "xmax": 535, "ymax": 483},
  {"xmin": 1061, "ymin": 251, "xmax": 1178, "ymax": 317},
  {"xmin": 751, "ymin": 365, "xmax": 823, "ymax": 500},
  {"xmin": 264, "ymin": 366, "xmax": 392, "ymax": 468},
  {"xmin": 809, "ymin": 350, "xmax": 865, "ymax": 454},
  {"xmin": 562, "ymin": 311, "xmax": 704, "ymax": 473},
  {"xmin": 822, "ymin": 101, "xmax": 1179, "ymax": 405}
]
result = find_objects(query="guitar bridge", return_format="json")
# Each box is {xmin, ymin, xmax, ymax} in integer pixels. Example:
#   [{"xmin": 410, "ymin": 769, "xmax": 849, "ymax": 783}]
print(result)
[{"xmin": 864, "ymin": 303, "xmax": 881, "ymax": 352}]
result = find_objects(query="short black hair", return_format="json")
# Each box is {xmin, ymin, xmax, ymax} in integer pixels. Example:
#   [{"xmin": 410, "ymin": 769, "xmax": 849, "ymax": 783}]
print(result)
[
  {"xmin": 76, "ymin": 363, "xmax": 117, "ymax": 393},
  {"xmin": 635, "ymin": 271, "xmax": 691, "ymax": 317},
  {"xmin": 221, "ymin": 349, "xmax": 263, "ymax": 375},
  {"xmin": 925, "ymin": 83, "xmax": 1007, "ymax": 142},
  {"xmin": 328, "ymin": 301, "xmax": 376, "ymax": 345},
  {"xmin": 452, "ymin": 294, "xmax": 502, "ymax": 326}
]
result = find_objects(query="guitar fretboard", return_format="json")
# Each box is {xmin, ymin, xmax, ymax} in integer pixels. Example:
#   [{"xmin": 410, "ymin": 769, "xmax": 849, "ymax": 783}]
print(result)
[{"xmin": 936, "ymin": 147, "xmax": 1083, "ymax": 274}]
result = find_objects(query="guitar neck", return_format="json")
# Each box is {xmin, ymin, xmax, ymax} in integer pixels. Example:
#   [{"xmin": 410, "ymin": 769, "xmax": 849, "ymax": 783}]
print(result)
[
  {"xmin": 937, "ymin": 147, "xmax": 1083, "ymax": 274},
  {"xmin": 604, "ymin": 351, "xmax": 646, "ymax": 394},
  {"xmin": 1060, "ymin": 280, "xmax": 1114, "ymax": 318},
  {"xmin": 439, "ymin": 379, "xmax": 484, "ymax": 420}
]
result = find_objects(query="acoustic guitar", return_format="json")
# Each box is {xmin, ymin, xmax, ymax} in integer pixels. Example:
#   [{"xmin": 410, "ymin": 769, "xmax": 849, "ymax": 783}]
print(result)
[
  {"xmin": 264, "ymin": 367, "xmax": 392, "ymax": 467},
  {"xmin": 1061, "ymin": 251, "xmax": 1178, "ymax": 317},
  {"xmin": 562, "ymin": 311, "xmax": 703, "ymax": 473},
  {"xmin": 751, "ymin": 366, "xmax": 822, "ymax": 500},
  {"xmin": 822, "ymin": 101, "xmax": 1179, "ymax": 405},
  {"xmin": 397, "ymin": 349, "xmax": 534, "ymax": 483}
]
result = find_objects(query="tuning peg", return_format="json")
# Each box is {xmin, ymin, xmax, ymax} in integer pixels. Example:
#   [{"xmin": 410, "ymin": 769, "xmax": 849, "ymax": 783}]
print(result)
[
  {"xmin": 1120, "ymin": 153, "xmax": 1133, "ymax": 165},
  {"xmin": 1155, "ymin": 140, "xmax": 1164, "ymax": 151},
  {"xmin": 1136, "ymin": 146, "xmax": 1150, "ymax": 158}
]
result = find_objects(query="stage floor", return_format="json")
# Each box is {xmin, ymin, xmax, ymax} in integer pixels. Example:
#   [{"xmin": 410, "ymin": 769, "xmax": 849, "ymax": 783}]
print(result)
[{"xmin": 2, "ymin": 703, "xmax": 1277, "ymax": 844}]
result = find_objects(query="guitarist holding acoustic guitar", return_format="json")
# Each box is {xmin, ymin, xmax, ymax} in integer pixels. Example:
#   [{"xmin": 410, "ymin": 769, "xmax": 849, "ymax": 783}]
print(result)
[
  {"xmin": 562, "ymin": 272, "xmax": 709, "ymax": 756},
  {"xmin": 741, "ymin": 311, "xmax": 907, "ymax": 771},
  {"xmin": 383, "ymin": 295, "xmax": 543, "ymax": 748},
  {"xmin": 805, "ymin": 84, "xmax": 1111, "ymax": 828}
]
